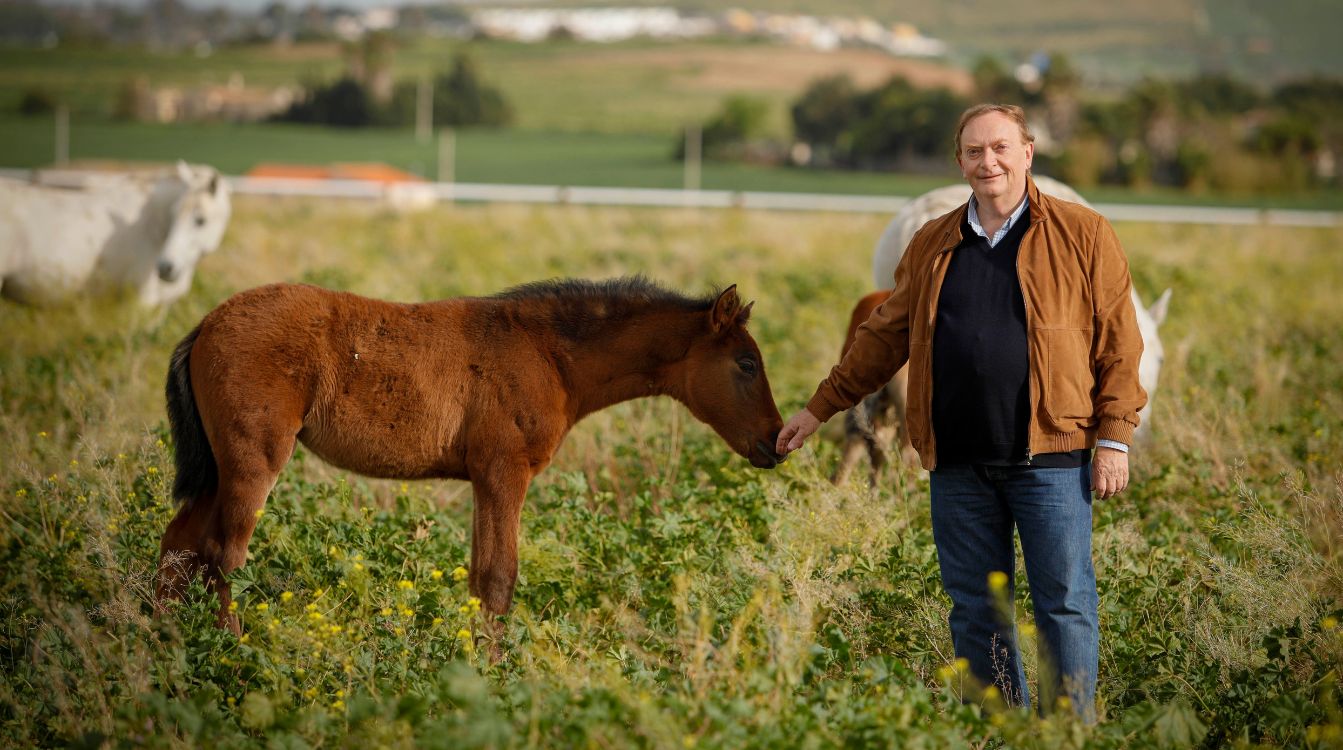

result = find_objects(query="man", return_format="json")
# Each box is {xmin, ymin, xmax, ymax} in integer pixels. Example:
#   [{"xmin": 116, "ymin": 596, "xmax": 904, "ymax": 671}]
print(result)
[{"xmin": 775, "ymin": 104, "xmax": 1146, "ymax": 719}]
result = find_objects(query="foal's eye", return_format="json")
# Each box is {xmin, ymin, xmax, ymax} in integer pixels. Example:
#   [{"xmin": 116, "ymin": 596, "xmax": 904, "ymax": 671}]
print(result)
[{"xmin": 737, "ymin": 357, "xmax": 757, "ymax": 375}]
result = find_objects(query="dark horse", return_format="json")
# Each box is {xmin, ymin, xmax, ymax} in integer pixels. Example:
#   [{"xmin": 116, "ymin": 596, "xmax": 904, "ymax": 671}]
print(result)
[{"xmin": 156, "ymin": 277, "xmax": 785, "ymax": 632}]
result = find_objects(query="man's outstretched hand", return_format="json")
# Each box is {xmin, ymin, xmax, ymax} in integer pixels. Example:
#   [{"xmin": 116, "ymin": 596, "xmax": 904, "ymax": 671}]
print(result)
[{"xmin": 776, "ymin": 409, "xmax": 822, "ymax": 456}]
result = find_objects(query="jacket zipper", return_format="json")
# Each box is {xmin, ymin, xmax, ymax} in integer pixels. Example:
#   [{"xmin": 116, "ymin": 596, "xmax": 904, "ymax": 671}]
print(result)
[
  {"xmin": 925, "ymin": 229, "xmax": 958, "ymax": 470},
  {"xmin": 1016, "ymin": 222, "xmax": 1036, "ymax": 465}
]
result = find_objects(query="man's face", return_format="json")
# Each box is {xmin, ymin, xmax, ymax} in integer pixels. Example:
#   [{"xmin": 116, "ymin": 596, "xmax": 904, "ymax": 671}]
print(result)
[{"xmin": 956, "ymin": 112, "xmax": 1034, "ymax": 206}]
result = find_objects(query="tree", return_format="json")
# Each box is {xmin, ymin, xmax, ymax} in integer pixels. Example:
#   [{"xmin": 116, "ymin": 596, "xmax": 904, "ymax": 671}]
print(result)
[
  {"xmin": 791, "ymin": 74, "xmax": 859, "ymax": 155},
  {"xmin": 433, "ymin": 53, "xmax": 513, "ymax": 128},
  {"xmin": 676, "ymin": 95, "xmax": 771, "ymax": 160},
  {"xmin": 274, "ymin": 76, "xmax": 374, "ymax": 127},
  {"xmin": 846, "ymin": 77, "xmax": 966, "ymax": 167}
]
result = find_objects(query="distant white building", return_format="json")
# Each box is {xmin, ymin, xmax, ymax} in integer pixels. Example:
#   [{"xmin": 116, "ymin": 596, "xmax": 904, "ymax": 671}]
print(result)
[
  {"xmin": 473, "ymin": 8, "xmax": 716, "ymax": 43},
  {"xmin": 460, "ymin": 6, "xmax": 946, "ymax": 58}
]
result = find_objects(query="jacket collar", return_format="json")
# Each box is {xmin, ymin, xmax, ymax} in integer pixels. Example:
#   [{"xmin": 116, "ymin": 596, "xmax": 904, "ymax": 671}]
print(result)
[{"xmin": 935, "ymin": 174, "xmax": 1047, "ymax": 255}]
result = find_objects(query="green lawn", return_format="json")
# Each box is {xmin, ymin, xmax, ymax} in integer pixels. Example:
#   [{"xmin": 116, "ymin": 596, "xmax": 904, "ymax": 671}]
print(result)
[{"xmin": 6, "ymin": 115, "xmax": 1342, "ymax": 210}]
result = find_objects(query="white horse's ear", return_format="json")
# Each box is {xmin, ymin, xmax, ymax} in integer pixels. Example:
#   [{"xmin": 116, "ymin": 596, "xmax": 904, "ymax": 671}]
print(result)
[
  {"xmin": 175, "ymin": 160, "xmax": 193, "ymax": 183},
  {"xmin": 1148, "ymin": 288, "xmax": 1172, "ymax": 327}
]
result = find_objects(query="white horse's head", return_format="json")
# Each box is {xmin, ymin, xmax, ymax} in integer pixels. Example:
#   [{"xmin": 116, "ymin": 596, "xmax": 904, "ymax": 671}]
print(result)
[
  {"xmin": 157, "ymin": 161, "xmax": 231, "ymax": 285},
  {"xmin": 872, "ymin": 175, "xmax": 1172, "ymax": 438}
]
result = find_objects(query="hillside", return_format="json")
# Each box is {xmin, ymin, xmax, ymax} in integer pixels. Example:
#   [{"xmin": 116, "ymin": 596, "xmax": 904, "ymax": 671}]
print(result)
[{"xmin": 558, "ymin": 0, "xmax": 1343, "ymax": 87}]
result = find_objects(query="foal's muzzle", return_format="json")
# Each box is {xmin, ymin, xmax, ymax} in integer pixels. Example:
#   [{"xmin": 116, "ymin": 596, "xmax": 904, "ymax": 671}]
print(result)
[{"xmin": 751, "ymin": 439, "xmax": 785, "ymax": 469}]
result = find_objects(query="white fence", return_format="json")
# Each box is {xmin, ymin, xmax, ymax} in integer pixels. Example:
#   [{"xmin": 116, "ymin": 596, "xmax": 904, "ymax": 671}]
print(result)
[{"xmin": 5, "ymin": 168, "xmax": 1341, "ymax": 227}]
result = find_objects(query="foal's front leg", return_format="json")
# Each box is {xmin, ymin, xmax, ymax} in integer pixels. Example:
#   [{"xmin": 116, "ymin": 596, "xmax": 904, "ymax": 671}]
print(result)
[{"xmin": 468, "ymin": 463, "xmax": 533, "ymax": 619}]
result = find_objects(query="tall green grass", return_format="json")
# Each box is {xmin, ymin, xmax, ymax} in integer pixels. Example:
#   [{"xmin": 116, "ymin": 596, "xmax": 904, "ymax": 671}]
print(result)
[{"xmin": 1, "ymin": 199, "xmax": 1340, "ymax": 747}]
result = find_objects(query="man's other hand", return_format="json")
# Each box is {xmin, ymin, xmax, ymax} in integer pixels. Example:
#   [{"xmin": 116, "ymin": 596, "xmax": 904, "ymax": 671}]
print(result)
[
  {"xmin": 776, "ymin": 409, "xmax": 822, "ymax": 455},
  {"xmin": 1092, "ymin": 447, "xmax": 1129, "ymax": 500}
]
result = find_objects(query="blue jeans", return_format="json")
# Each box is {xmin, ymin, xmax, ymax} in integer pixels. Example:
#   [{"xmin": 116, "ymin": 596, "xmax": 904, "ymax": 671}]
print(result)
[{"xmin": 929, "ymin": 463, "xmax": 1098, "ymax": 718}]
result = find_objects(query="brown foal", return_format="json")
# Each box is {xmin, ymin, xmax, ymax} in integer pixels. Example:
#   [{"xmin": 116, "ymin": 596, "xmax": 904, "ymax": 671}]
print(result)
[{"xmin": 156, "ymin": 277, "xmax": 784, "ymax": 633}]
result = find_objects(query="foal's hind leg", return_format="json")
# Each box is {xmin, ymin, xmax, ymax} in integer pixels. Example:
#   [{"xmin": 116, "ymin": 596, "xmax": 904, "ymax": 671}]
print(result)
[{"xmin": 199, "ymin": 426, "xmax": 299, "ymax": 633}]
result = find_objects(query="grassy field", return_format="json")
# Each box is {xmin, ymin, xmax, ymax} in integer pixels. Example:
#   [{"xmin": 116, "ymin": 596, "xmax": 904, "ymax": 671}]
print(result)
[
  {"xmin": 1, "ymin": 198, "xmax": 1341, "ymax": 748},
  {"xmin": 4, "ymin": 37, "xmax": 1343, "ymax": 210},
  {"xmin": 0, "ymin": 38, "xmax": 971, "ymax": 137},
  {"xmin": 5, "ymin": 115, "xmax": 1343, "ymax": 210}
]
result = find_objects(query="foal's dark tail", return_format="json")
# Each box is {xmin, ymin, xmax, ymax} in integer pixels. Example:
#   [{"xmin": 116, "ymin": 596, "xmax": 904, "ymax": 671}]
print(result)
[{"xmin": 166, "ymin": 324, "xmax": 217, "ymax": 507}]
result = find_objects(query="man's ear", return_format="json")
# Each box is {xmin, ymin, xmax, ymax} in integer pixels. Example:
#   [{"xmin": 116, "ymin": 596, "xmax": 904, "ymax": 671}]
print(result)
[{"xmin": 710, "ymin": 284, "xmax": 741, "ymax": 332}]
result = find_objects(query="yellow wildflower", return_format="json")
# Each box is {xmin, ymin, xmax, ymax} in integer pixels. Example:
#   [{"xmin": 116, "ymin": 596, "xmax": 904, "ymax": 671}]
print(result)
[
  {"xmin": 987, "ymin": 571, "xmax": 1008, "ymax": 590},
  {"xmin": 400, "ymin": 608, "xmax": 414, "ymax": 618},
  {"xmin": 335, "ymin": 689, "xmax": 345, "ymax": 698},
  {"xmin": 1323, "ymin": 616, "xmax": 1339, "ymax": 631},
  {"xmin": 228, "ymin": 601, "xmax": 238, "ymax": 613},
  {"xmin": 353, "ymin": 563, "xmax": 365, "ymax": 572},
  {"xmin": 332, "ymin": 700, "xmax": 344, "ymax": 710},
  {"xmin": 380, "ymin": 607, "xmax": 393, "ymax": 617},
  {"xmin": 255, "ymin": 602, "xmax": 269, "ymax": 612},
  {"xmin": 430, "ymin": 569, "xmax": 443, "ymax": 580},
  {"xmin": 432, "ymin": 617, "xmax": 444, "ymax": 626},
  {"xmin": 147, "ymin": 467, "xmax": 158, "ymax": 475},
  {"xmin": 393, "ymin": 626, "xmax": 405, "ymax": 636},
  {"xmin": 397, "ymin": 580, "xmax": 414, "ymax": 590},
  {"xmin": 281, "ymin": 591, "xmax": 294, "ymax": 603},
  {"xmin": 953, "ymin": 658, "xmax": 969, "ymax": 673},
  {"xmin": 456, "ymin": 628, "xmax": 472, "ymax": 640},
  {"xmin": 468, "ymin": 597, "xmax": 482, "ymax": 613},
  {"xmin": 452, "ymin": 566, "xmax": 468, "ymax": 582},
  {"xmin": 254, "ymin": 509, "xmax": 264, "ymax": 519},
  {"xmin": 239, "ymin": 634, "xmax": 250, "ymax": 644}
]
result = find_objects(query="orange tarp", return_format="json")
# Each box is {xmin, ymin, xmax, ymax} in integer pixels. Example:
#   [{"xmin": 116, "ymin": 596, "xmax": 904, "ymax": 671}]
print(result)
[{"xmin": 246, "ymin": 163, "xmax": 426, "ymax": 184}]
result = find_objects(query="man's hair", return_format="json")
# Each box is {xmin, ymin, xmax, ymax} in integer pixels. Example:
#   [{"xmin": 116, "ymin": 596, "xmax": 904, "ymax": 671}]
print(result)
[{"xmin": 954, "ymin": 104, "xmax": 1034, "ymax": 156}]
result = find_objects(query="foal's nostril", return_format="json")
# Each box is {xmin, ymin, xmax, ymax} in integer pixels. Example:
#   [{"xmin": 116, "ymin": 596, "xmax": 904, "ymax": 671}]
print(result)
[{"xmin": 157, "ymin": 260, "xmax": 178, "ymax": 282}]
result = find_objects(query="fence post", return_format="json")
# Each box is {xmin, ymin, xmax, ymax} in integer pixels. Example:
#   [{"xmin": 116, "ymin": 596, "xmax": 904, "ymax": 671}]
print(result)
[
  {"xmin": 438, "ymin": 127, "xmax": 455, "ymax": 200},
  {"xmin": 55, "ymin": 105, "xmax": 69, "ymax": 166},
  {"xmin": 415, "ymin": 74, "xmax": 432, "ymax": 144},
  {"xmin": 683, "ymin": 124, "xmax": 701, "ymax": 194}
]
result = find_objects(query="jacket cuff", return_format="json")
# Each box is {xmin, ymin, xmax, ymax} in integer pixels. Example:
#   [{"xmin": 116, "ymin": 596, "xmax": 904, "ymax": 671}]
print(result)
[
  {"xmin": 805, "ymin": 390, "xmax": 842, "ymax": 424},
  {"xmin": 1097, "ymin": 417, "xmax": 1136, "ymax": 446}
]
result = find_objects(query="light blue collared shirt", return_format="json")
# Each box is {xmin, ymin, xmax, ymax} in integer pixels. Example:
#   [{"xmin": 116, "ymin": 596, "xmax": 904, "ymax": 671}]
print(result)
[
  {"xmin": 965, "ymin": 192, "xmax": 1130, "ymax": 455},
  {"xmin": 966, "ymin": 193, "xmax": 1029, "ymax": 247}
]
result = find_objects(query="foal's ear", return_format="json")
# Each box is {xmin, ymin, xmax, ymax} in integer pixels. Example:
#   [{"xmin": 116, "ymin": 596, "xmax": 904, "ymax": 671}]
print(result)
[{"xmin": 710, "ymin": 284, "xmax": 742, "ymax": 332}]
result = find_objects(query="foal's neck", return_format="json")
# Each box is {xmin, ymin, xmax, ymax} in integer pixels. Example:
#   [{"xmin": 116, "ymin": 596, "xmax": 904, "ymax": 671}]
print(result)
[{"xmin": 561, "ymin": 309, "xmax": 700, "ymax": 422}]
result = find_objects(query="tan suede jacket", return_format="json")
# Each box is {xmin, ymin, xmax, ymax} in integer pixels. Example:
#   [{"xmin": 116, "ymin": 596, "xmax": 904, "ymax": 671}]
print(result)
[{"xmin": 806, "ymin": 176, "xmax": 1147, "ymax": 471}]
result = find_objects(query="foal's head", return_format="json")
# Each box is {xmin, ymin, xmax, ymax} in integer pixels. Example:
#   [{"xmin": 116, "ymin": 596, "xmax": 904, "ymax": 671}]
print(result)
[{"xmin": 682, "ymin": 286, "xmax": 785, "ymax": 469}]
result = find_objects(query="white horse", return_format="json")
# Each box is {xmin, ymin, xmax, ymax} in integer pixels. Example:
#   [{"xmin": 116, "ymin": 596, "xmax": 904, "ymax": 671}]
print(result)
[
  {"xmin": 833, "ymin": 176, "xmax": 1171, "ymax": 483},
  {"xmin": 0, "ymin": 161, "xmax": 231, "ymax": 307}
]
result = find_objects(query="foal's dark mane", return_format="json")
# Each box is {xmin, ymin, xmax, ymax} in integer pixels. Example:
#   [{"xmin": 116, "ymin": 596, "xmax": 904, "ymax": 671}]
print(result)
[{"xmin": 492, "ymin": 276, "xmax": 719, "ymax": 343}]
